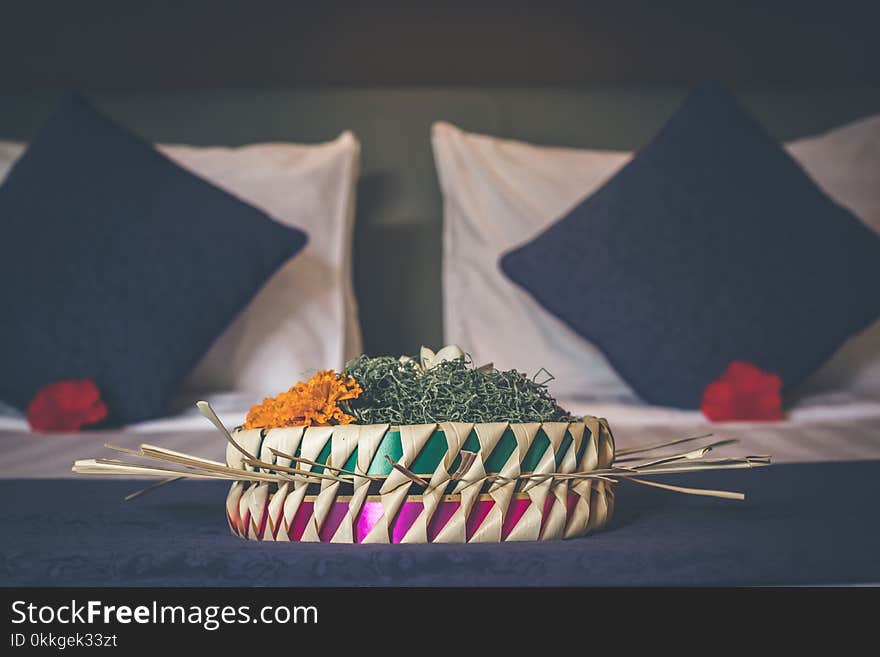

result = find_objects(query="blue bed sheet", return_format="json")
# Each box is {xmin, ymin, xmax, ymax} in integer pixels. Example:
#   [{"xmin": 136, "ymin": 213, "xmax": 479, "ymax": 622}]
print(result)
[{"xmin": 1, "ymin": 460, "xmax": 878, "ymax": 586}]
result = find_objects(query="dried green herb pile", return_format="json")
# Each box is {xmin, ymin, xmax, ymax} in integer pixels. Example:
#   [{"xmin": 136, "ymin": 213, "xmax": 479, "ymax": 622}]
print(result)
[{"xmin": 343, "ymin": 354, "xmax": 571, "ymax": 424}]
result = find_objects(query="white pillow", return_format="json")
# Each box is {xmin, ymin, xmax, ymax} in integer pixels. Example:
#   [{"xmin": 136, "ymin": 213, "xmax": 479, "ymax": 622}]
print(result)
[
  {"xmin": 786, "ymin": 116, "xmax": 880, "ymax": 396},
  {"xmin": 0, "ymin": 133, "xmax": 363, "ymax": 397},
  {"xmin": 431, "ymin": 116, "xmax": 880, "ymax": 401}
]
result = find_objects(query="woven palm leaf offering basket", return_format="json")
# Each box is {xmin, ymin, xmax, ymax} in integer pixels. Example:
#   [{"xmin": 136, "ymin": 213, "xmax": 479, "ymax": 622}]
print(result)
[{"xmin": 74, "ymin": 345, "xmax": 770, "ymax": 544}]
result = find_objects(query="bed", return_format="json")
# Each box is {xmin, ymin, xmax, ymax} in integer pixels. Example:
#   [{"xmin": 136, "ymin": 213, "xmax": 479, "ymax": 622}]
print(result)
[
  {"xmin": 2, "ymin": 391, "xmax": 879, "ymax": 586},
  {"xmin": 2, "ymin": 87, "xmax": 879, "ymax": 586}
]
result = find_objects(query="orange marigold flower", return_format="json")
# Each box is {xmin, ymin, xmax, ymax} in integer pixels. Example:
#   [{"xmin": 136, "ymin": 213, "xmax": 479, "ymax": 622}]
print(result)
[{"xmin": 243, "ymin": 370, "xmax": 362, "ymax": 429}]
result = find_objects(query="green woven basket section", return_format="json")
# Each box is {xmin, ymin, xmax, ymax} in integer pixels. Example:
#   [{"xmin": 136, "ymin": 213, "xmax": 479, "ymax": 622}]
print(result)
[{"xmin": 290, "ymin": 426, "xmax": 588, "ymax": 477}]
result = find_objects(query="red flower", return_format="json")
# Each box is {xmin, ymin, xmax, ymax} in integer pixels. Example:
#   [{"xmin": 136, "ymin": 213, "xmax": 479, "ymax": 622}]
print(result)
[
  {"xmin": 701, "ymin": 361, "xmax": 783, "ymax": 422},
  {"xmin": 26, "ymin": 379, "xmax": 108, "ymax": 432}
]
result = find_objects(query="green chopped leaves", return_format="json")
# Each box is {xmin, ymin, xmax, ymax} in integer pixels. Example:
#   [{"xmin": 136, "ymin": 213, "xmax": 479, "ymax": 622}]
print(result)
[{"xmin": 343, "ymin": 353, "xmax": 571, "ymax": 424}]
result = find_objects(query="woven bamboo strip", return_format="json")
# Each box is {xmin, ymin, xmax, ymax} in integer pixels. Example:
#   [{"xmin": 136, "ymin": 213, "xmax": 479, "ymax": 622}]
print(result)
[{"xmin": 71, "ymin": 402, "xmax": 770, "ymax": 544}]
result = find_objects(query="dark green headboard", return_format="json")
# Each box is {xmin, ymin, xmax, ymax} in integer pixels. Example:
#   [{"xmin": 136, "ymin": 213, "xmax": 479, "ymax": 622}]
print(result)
[{"xmin": 2, "ymin": 85, "xmax": 879, "ymax": 355}]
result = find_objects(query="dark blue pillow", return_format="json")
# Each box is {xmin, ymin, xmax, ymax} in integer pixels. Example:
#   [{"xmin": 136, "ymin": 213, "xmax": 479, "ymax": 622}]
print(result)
[
  {"xmin": 0, "ymin": 94, "xmax": 308, "ymax": 425},
  {"xmin": 500, "ymin": 83, "xmax": 880, "ymax": 408}
]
